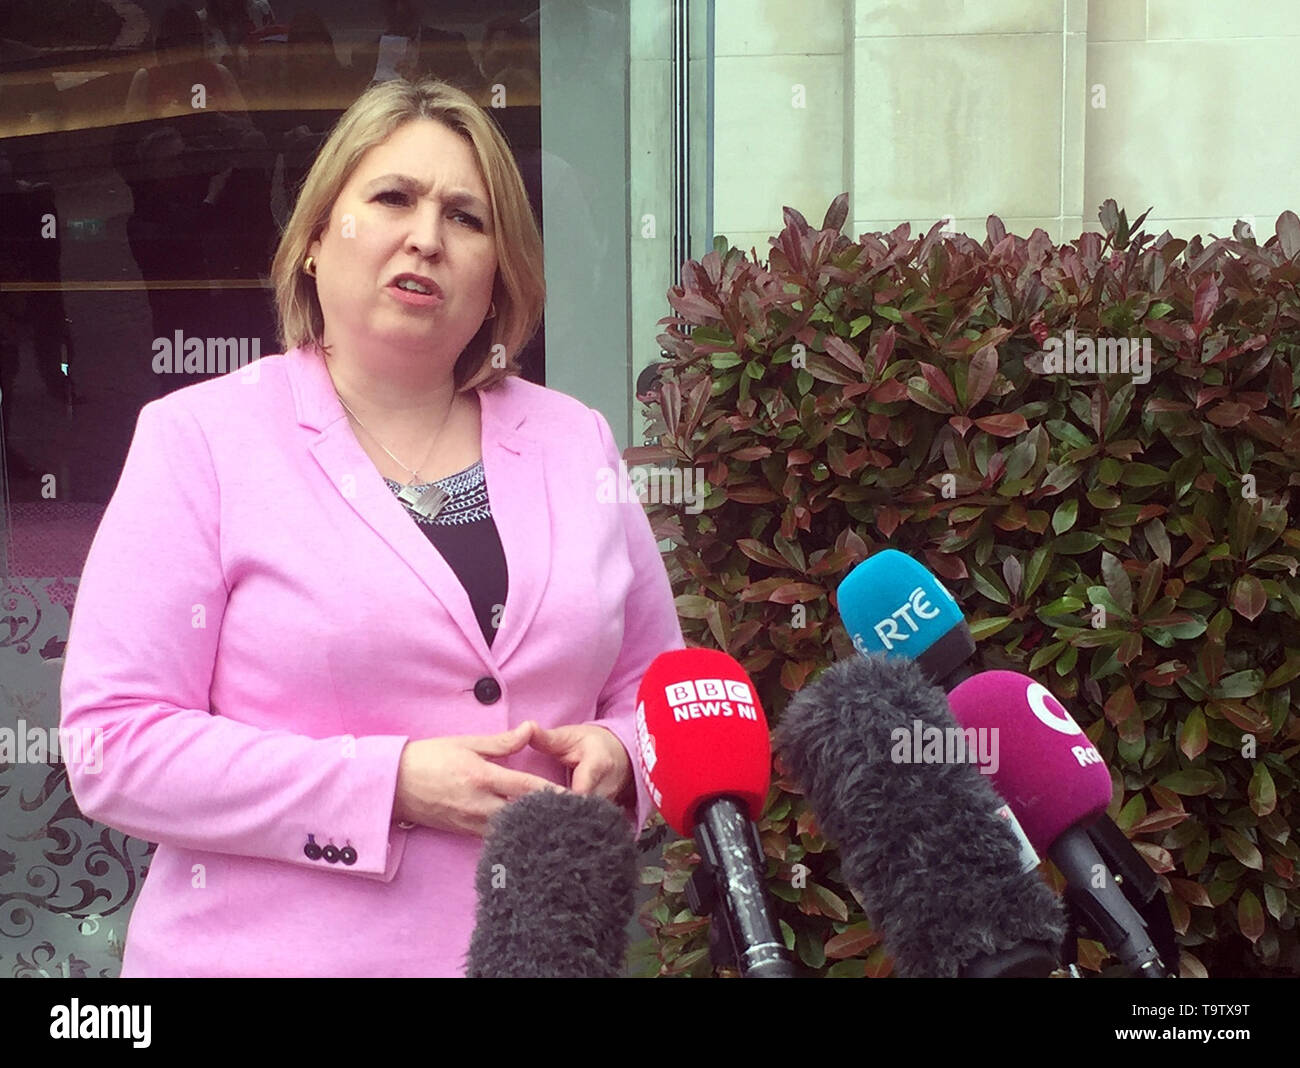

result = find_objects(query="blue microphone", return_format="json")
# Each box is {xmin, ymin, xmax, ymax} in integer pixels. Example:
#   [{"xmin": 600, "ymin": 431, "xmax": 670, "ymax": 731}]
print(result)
[{"xmin": 837, "ymin": 549, "xmax": 975, "ymax": 688}]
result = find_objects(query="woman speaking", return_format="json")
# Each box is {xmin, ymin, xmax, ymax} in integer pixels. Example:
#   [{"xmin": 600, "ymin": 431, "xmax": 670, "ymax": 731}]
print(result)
[{"xmin": 59, "ymin": 78, "xmax": 684, "ymax": 977}]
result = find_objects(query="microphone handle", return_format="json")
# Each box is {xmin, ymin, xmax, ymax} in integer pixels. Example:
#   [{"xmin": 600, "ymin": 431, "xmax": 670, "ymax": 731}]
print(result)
[
  {"xmin": 694, "ymin": 798, "xmax": 799, "ymax": 978},
  {"xmin": 1049, "ymin": 825, "xmax": 1170, "ymax": 978}
]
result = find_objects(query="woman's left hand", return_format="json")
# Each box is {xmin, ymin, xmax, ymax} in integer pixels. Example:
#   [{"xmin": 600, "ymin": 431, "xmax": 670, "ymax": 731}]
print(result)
[{"xmin": 528, "ymin": 723, "xmax": 633, "ymax": 805}]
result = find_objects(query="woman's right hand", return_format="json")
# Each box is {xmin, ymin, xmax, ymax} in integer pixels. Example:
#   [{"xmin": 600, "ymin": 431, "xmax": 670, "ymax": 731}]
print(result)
[{"xmin": 391, "ymin": 722, "xmax": 563, "ymax": 837}]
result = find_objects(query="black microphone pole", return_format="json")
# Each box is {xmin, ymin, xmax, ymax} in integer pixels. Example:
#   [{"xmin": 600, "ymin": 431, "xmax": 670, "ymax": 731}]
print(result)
[{"xmin": 687, "ymin": 797, "xmax": 799, "ymax": 978}]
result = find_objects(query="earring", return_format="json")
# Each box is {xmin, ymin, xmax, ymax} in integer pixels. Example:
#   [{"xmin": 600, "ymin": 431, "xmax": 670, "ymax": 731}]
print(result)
[
  {"xmin": 303, "ymin": 255, "xmax": 317, "ymax": 277},
  {"xmin": 485, "ymin": 300, "xmax": 497, "ymax": 319}
]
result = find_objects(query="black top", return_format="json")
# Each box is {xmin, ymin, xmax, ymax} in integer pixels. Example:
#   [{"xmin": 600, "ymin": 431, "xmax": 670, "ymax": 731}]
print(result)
[{"xmin": 382, "ymin": 459, "xmax": 508, "ymax": 648}]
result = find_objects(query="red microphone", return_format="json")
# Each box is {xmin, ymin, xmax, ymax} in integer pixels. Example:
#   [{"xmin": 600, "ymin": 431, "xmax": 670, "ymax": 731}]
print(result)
[
  {"xmin": 634, "ymin": 648, "xmax": 770, "ymax": 836},
  {"xmin": 634, "ymin": 649, "xmax": 794, "ymax": 977}
]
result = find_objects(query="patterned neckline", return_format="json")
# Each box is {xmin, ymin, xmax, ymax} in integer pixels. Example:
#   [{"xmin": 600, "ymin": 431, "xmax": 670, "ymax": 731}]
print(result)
[{"xmin": 382, "ymin": 459, "xmax": 490, "ymax": 526}]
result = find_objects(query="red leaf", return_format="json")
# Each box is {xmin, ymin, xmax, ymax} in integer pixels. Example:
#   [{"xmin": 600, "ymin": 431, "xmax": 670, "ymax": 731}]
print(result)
[
  {"xmin": 1131, "ymin": 841, "xmax": 1174, "ymax": 873},
  {"xmin": 871, "ymin": 379, "xmax": 908, "ymax": 403},
  {"xmin": 965, "ymin": 343, "xmax": 998, "ymax": 408},
  {"xmin": 1277, "ymin": 210, "xmax": 1300, "ymax": 258},
  {"xmin": 919, "ymin": 362, "xmax": 959, "ymax": 407},
  {"xmin": 876, "ymin": 505, "xmax": 901, "ymax": 538},
  {"xmin": 1145, "ymin": 318, "xmax": 1193, "ymax": 344},
  {"xmin": 1206, "ymin": 402, "xmax": 1250, "ymax": 427},
  {"xmin": 1192, "ymin": 275, "xmax": 1219, "ymax": 334},
  {"xmin": 824, "ymin": 335, "xmax": 865, "ymax": 374},
  {"xmin": 770, "ymin": 582, "xmax": 826, "ymax": 604},
  {"xmin": 1169, "ymin": 878, "xmax": 1212, "ymax": 908},
  {"xmin": 780, "ymin": 659, "xmax": 816, "ymax": 691},
  {"xmin": 736, "ymin": 539, "xmax": 790, "ymax": 569},
  {"xmin": 924, "ymin": 550, "xmax": 968, "ymax": 581},
  {"xmin": 1130, "ymin": 809, "xmax": 1190, "ymax": 834},
  {"xmin": 727, "ymin": 485, "xmax": 780, "ymax": 503},
  {"xmin": 973, "ymin": 413, "xmax": 1029, "ymax": 437},
  {"xmin": 668, "ymin": 289, "xmax": 720, "ymax": 321},
  {"xmin": 1230, "ymin": 574, "xmax": 1267, "ymax": 621},
  {"xmin": 824, "ymin": 925, "xmax": 882, "ymax": 960},
  {"xmin": 874, "ymin": 325, "xmax": 897, "ymax": 375}
]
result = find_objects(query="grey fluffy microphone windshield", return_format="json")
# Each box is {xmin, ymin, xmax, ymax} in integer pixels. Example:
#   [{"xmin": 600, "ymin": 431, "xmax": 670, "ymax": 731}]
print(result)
[
  {"xmin": 775, "ymin": 654, "xmax": 1067, "ymax": 977},
  {"xmin": 465, "ymin": 790, "xmax": 638, "ymax": 978}
]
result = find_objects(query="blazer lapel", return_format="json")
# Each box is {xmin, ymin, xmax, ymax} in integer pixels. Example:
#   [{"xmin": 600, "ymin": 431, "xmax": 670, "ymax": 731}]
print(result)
[{"xmin": 285, "ymin": 346, "xmax": 551, "ymax": 668}]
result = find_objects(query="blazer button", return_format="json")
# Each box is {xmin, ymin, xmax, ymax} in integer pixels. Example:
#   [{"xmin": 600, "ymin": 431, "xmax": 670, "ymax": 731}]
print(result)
[
  {"xmin": 322, "ymin": 845, "xmax": 340, "ymax": 863},
  {"xmin": 339, "ymin": 846, "xmax": 357, "ymax": 865},
  {"xmin": 474, "ymin": 677, "xmax": 502, "ymax": 704},
  {"xmin": 303, "ymin": 834, "xmax": 322, "ymax": 861}
]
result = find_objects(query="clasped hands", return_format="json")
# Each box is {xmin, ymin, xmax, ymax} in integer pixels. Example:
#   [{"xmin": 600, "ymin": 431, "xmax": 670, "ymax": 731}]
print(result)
[{"xmin": 392, "ymin": 720, "xmax": 633, "ymax": 837}]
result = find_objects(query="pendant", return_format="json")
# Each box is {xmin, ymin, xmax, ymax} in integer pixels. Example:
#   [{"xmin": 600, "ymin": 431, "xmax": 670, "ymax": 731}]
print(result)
[{"xmin": 397, "ymin": 482, "xmax": 449, "ymax": 521}]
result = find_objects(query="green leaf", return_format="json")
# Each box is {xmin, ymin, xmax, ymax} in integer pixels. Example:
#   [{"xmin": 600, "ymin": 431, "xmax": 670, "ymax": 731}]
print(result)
[
  {"xmin": 1248, "ymin": 763, "xmax": 1277, "ymax": 816},
  {"xmin": 1087, "ymin": 585, "xmax": 1125, "ymax": 620},
  {"xmin": 1263, "ymin": 652, "xmax": 1300, "ymax": 689},
  {"xmin": 1164, "ymin": 616, "xmax": 1207, "ymax": 640},
  {"xmin": 1237, "ymin": 891, "xmax": 1265, "ymax": 943},
  {"xmin": 796, "ymin": 926, "xmax": 827, "ymax": 969},
  {"xmin": 810, "ymin": 882, "xmax": 850, "ymax": 922},
  {"xmin": 1029, "ymin": 639, "xmax": 1066, "ymax": 673},
  {"xmin": 1023, "ymin": 546, "xmax": 1053, "ymax": 598},
  {"xmin": 1054, "ymin": 531, "xmax": 1104, "ymax": 554},
  {"xmin": 970, "ymin": 616, "xmax": 1013, "ymax": 641},
  {"xmin": 1116, "ymin": 793, "xmax": 1147, "ymax": 832},
  {"xmin": 674, "ymin": 594, "xmax": 715, "ymax": 619},
  {"xmin": 1056, "ymin": 643, "xmax": 1079, "ymax": 675},
  {"xmin": 1096, "ymin": 457, "xmax": 1123, "ymax": 486},
  {"xmin": 1052, "ymin": 499, "xmax": 1078, "ymax": 535},
  {"xmin": 1101, "ymin": 551, "xmax": 1134, "ymax": 614},
  {"xmin": 1039, "ymin": 595, "xmax": 1085, "ymax": 617},
  {"xmin": 1046, "ymin": 419, "xmax": 1091, "ymax": 449},
  {"xmin": 1215, "ymin": 670, "xmax": 1264, "ymax": 699},
  {"xmin": 1121, "ymin": 463, "xmax": 1168, "ymax": 487},
  {"xmin": 1158, "ymin": 770, "xmax": 1219, "ymax": 795},
  {"xmin": 1170, "ymin": 455, "xmax": 1200, "ymax": 500},
  {"xmin": 1179, "ymin": 708, "xmax": 1208, "ymax": 759},
  {"xmin": 970, "ymin": 566, "xmax": 1011, "ymax": 605},
  {"xmin": 1221, "ymin": 828, "xmax": 1263, "ymax": 871}
]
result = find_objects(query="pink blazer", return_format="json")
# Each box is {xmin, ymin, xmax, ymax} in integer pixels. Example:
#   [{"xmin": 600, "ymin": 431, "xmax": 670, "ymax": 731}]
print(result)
[{"xmin": 59, "ymin": 346, "xmax": 684, "ymax": 977}]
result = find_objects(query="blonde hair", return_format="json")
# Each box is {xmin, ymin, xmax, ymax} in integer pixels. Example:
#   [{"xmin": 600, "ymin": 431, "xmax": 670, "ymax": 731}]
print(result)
[{"xmin": 270, "ymin": 78, "xmax": 545, "ymax": 391}]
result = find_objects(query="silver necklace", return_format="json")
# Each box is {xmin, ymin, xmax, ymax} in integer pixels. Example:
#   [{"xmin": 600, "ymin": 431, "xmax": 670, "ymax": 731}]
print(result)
[{"xmin": 333, "ymin": 387, "xmax": 454, "ymax": 522}]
